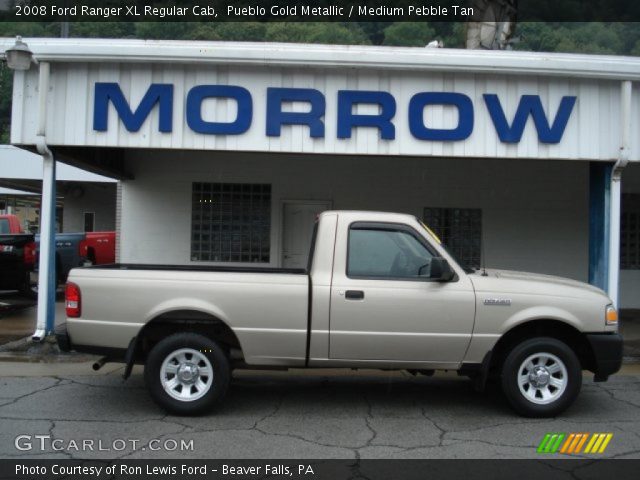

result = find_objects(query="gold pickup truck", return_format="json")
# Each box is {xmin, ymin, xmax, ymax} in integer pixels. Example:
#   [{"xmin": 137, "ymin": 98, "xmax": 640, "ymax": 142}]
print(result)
[{"xmin": 56, "ymin": 211, "xmax": 622, "ymax": 417}]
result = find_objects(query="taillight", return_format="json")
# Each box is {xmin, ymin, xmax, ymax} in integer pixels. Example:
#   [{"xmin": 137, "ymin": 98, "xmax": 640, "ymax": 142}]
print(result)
[
  {"xmin": 23, "ymin": 241, "xmax": 36, "ymax": 265},
  {"xmin": 65, "ymin": 282, "xmax": 81, "ymax": 318}
]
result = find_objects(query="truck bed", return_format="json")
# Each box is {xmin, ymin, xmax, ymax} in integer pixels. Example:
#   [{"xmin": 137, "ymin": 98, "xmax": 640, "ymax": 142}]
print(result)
[{"xmin": 66, "ymin": 263, "xmax": 310, "ymax": 366}]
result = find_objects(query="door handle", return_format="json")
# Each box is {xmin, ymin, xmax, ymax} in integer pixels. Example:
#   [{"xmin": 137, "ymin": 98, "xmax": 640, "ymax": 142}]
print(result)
[{"xmin": 345, "ymin": 290, "xmax": 364, "ymax": 300}]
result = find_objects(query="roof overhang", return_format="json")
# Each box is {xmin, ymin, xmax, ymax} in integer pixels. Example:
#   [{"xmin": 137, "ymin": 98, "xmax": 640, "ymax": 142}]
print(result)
[{"xmin": 2, "ymin": 38, "xmax": 640, "ymax": 81}]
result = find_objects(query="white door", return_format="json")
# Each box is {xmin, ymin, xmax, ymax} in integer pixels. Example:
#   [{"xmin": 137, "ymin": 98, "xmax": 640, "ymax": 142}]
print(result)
[{"xmin": 282, "ymin": 201, "xmax": 331, "ymax": 268}]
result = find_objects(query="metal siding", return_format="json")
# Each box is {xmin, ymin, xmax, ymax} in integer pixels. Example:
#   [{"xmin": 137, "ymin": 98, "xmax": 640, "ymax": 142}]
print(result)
[
  {"xmin": 13, "ymin": 63, "xmax": 634, "ymax": 161},
  {"xmin": 632, "ymin": 84, "xmax": 640, "ymax": 159}
]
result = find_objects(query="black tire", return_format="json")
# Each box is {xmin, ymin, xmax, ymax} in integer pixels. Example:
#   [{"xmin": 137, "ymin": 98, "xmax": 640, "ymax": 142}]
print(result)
[
  {"xmin": 20, "ymin": 272, "xmax": 37, "ymax": 300},
  {"xmin": 144, "ymin": 333, "xmax": 230, "ymax": 415},
  {"xmin": 501, "ymin": 337, "xmax": 582, "ymax": 418}
]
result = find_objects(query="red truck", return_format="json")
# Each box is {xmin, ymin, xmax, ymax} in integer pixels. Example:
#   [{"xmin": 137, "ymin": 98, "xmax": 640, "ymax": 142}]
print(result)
[
  {"xmin": 2, "ymin": 214, "xmax": 116, "ymax": 296},
  {"xmin": 78, "ymin": 232, "xmax": 116, "ymax": 265}
]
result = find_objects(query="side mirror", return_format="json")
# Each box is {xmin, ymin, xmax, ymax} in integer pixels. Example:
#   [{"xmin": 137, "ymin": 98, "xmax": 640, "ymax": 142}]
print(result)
[{"xmin": 429, "ymin": 257, "xmax": 455, "ymax": 282}]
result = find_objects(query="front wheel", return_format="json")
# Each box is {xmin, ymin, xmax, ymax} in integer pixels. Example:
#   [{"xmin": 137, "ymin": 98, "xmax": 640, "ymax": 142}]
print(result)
[
  {"xmin": 144, "ymin": 333, "xmax": 230, "ymax": 415},
  {"xmin": 501, "ymin": 337, "xmax": 582, "ymax": 417}
]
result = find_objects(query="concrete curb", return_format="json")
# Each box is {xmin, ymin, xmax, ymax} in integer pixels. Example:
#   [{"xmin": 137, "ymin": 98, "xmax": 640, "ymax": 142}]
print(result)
[{"xmin": 0, "ymin": 335, "xmax": 98, "ymax": 363}]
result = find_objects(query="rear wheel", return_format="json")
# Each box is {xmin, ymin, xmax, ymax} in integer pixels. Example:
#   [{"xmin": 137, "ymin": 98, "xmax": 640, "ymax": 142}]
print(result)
[
  {"xmin": 501, "ymin": 337, "xmax": 581, "ymax": 417},
  {"xmin": 144, "ymin": 333, "xmax": 230, "ymax": 415}
]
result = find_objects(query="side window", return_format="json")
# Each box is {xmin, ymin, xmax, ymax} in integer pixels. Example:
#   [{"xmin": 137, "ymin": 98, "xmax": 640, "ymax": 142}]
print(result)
[{"xmin": 348, "ymin": 227, "xmax": 434, "ymax": 279}]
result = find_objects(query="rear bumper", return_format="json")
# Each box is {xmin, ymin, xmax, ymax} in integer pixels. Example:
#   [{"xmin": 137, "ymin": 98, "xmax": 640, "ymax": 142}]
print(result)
[
  {"xmin": 586, "ymin": 333, "xmax": 623, "ymax": 382},
  {"xmin": 55, "ymin": 323, "xmax": 72, "ymax": 352},
  {"xmin": 55, "ymin": 323, "xmax": 127, "ymax": 359}
]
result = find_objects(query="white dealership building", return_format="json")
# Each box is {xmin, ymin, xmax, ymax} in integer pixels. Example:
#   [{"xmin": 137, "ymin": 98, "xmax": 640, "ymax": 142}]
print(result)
[{"xmin": 2, "ymin": 38, "xmax": 639, "ymax": 316}]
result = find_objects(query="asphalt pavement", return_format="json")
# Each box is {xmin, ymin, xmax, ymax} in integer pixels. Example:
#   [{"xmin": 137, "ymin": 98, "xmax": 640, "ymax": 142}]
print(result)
[
  {"xmin": 0, "ymin": 363, "xmax": 639, "ymax": 459},
  {"xmin": 1, "ymin": 293, "xmax": 640, "ymax": 460}
]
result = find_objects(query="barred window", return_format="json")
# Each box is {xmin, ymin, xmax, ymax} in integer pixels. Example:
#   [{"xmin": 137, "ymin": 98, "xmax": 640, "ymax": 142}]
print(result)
[
  {"xmin": 191, "ymin": 183, "xmax": 271, "ymax": 263},
  {"xmin": 621, "ymin": 194, "xmax": 640, "ymax": 270},
  {"xmin": 423, "ymin": 207, "xmax": 482, "ymax": 269}
]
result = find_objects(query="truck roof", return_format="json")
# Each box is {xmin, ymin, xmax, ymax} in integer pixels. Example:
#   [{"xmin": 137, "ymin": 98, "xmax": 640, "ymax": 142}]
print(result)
[{"xmin": 319, "ymin": 210, "xmax": 417, "ymax": 223}]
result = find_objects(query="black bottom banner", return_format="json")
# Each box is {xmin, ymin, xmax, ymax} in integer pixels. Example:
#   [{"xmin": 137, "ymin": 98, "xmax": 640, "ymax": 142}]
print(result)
[{"xmin": 1, "ymin": 459, "xmax": 640, "ymax": 480}]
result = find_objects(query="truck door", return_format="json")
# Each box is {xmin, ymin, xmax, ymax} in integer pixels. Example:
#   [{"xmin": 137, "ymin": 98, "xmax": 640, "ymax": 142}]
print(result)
[{"xmin": 329, "ymin": 221, "xmax": 476, "ymax": 366}]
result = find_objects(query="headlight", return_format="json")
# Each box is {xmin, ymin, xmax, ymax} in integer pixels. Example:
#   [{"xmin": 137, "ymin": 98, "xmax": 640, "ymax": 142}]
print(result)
[{"xmin": 605, "ymin": 305, "xmax": 618, "ymax": 326}]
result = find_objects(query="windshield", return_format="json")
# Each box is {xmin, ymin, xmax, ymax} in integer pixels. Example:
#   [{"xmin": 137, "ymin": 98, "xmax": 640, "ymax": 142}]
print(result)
[{"xmin": 417, "ymin": 219, "xmax": 476, "ymax": 274}]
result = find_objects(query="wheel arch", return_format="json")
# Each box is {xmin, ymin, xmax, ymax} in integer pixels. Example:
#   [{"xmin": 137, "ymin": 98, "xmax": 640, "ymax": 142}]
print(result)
[
  {"xmin": 489, "ymin": 319, "xmax": 596, "ymax": 374},
  {"xmin": 123, "ymin": 308, "xmax": 243, "ymax": 379}
]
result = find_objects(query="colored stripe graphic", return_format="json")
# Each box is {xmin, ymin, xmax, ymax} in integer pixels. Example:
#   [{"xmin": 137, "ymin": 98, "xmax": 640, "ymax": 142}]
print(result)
[
  {"xmin": 559, "ymin": 433, "xmax": 575, "ymax": 454},
  {"xmin": 564, "ymin": 433, "xmax": 588, "ymax": 454},
  {"xmin": 539, "ymin": 433, "xmax": 613, "ymax": 454},
  {"xmin": 537, "ymin": 433, "xmax": 565, "ymax": 453},
  {"xmin": 537, "ymin": 433, "xmax": 553, "ymax": 453},
  {"xmin": 585, "ymin": 433, "xmax": 614, "ymax": 454},
  {"xmin": 574, "ymin": 433, "xmax": 590, "ymax": 453}
]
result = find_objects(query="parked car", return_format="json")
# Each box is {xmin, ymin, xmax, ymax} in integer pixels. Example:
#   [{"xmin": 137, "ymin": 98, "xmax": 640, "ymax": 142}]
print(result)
[
  {"xmin": 0, "ymin": 215, "xmax": 36, "ymax": 296},
  {"xmin": 79, "ymin": 231, "xmax": 116, "ymax": 265},
  {"xmin": 33, "ymin": 231, "xmax": 116, "ymax": 288},
  {"xmin": 57, "ymin": 211, "xmax": 622, "ymax": 418}
]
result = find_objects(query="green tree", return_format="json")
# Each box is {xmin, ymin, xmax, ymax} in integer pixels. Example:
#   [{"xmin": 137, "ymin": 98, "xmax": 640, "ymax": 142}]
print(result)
[
  {"xmin": 515, "ymin": 22, "xmax": 634, "ymax": 55},
  {"xmin": 265, "ymin": 22, "xmax": 369, "ymax": 45},
  {"xmin": 0, "ymin": 64, "xmax": 11, "ymax": 144},
  {"xmin": 134, "ymin": 22, "xmax": 193, "ymax": 40},
  {"xmin": 214, "ymin": 22, "xmax": 268, "ymax": 42},
  {"xmin": 382, "ymin": 22, "xmax": 437, "ymax": 47},
  {"xmin": 70, "ymin": 22, "xmax": 136, "ymax": 39},
  {"xmin": 0, "ymin": 21, "xmax": 58, "ymax": 37}
]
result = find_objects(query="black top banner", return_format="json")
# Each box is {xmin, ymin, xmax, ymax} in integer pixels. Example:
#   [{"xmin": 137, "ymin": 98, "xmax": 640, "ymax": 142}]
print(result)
[{"xmin": 0, "ymin": 0, "xmax": 639, "ymax": 22}]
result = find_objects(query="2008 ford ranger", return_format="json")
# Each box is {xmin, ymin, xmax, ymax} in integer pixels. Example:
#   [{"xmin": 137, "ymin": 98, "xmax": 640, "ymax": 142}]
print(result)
[{"xmin": 56, "ymin": 211, "xmax": 623, "ymax": 417}]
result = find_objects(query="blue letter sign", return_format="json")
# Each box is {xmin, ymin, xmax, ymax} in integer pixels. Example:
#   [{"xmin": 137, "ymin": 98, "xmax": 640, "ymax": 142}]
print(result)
[
  {"xmin": 93, "ymin": 82, "xmax": 577, "ymax": 145},
  {"xmin": 409, "ymin": 92, "xmax": 474, "ymax": 141},
  {"xmin": 93, "ymin": 83, "xmax": 173, "ymax": 133},
  {"xmin": 266, "ymin": 88, "xmax": 326, "ymax": 137},
  {"xmin": 186, "ymin": 85, "xmax": 253, "ymax": 135},
  {"xmin": 484, "ymin": 94, "xmax": 577, "ymax": 144},
  {"xmin": 337, "ymin": 91, "xmax": 396, "ymax": 140}
]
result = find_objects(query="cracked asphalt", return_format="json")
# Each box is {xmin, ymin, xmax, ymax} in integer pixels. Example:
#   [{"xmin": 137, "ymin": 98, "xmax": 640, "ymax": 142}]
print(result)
[{"xmin": 1, "ymin": 364, "xmax": 640, "ymax": 460}]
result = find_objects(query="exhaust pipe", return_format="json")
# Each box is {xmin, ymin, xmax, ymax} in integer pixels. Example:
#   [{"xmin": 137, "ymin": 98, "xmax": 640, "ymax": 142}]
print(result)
[{"xmin": 92, "ymin": 357, "xmax": 109, "ymax": 371}]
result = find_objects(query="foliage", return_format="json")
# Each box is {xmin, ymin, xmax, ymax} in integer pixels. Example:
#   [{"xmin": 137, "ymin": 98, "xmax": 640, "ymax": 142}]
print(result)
[
  {"xmin": 264, "ymin": 22, "xmax": 369, "ymax": 44},
  {"xmin": 0, "ymin": 64, "xmax": 11, "ymax": 143},
  {"xmin": 382, "ymin": 22, "xmax": 436, "ymax": 47}
]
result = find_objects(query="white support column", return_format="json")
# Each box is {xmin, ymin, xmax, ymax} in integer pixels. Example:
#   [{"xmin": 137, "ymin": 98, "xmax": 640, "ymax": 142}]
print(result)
[
  {"xmin": 33, "ymin": 150, "xmax": 56, "ymax": 340},
  {"xmin": 32, "ymin": 61, "xmax": 56, "ymax": 341},
  {"xmin": 608, "ymin": 171, "xmax": 622, "ymax": 307},
  {"xmin": 607, "ymin": 80, "xmax": 632, "ymax": 308}
]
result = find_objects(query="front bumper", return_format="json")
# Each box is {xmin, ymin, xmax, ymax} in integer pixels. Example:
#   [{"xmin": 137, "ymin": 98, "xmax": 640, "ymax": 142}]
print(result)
[{"xmin": 586, "ymin": 333, "xmax": 623, "ymax": 382}]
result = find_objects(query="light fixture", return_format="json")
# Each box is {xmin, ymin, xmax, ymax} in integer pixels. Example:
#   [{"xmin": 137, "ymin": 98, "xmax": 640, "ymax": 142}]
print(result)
[{"xmin": 5, "ymin": 36, "xmax": 34, "ymax": 71}]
